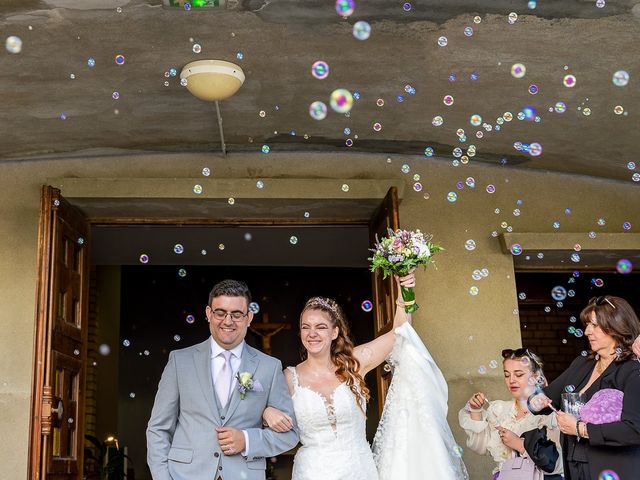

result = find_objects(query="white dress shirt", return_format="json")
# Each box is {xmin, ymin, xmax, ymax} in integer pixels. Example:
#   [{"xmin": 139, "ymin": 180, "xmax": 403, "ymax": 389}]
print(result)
[
  {"xmin": 210, "ymin": 338, "xmax": 249, "ymax": 455},
  {"xmin": 210, "ymin": 337, "xmax": 244, "ymax": 393}
]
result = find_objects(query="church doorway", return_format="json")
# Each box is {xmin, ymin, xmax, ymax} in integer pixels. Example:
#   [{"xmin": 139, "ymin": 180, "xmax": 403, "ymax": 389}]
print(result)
[{"xmin": 28, "ymin": 186, "xmax": 400, "ymax": 479}]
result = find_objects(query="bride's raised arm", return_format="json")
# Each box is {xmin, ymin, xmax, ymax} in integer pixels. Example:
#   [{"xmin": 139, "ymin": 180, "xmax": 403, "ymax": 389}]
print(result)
[{"xmin": 353, "ymin": 270, "xmax": 415, "ymax": 376}]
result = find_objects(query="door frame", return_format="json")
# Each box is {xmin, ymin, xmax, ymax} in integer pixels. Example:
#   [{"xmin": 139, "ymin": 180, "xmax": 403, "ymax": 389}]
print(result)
[{"xmin": 29, "ymin": 184, "xmax": 401, "ymax": 479}]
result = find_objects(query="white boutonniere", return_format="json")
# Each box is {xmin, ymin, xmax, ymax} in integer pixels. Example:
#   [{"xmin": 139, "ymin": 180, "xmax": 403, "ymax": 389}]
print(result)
[{"xmin": 236, "ymin": 372, "xmax": 254, "ymax": 400}]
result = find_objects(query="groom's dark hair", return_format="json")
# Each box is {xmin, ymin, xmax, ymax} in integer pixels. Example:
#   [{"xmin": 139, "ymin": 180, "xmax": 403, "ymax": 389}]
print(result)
[{"xmin": 209, "ymin": 279, "xmax": 252, "ymax": 307}]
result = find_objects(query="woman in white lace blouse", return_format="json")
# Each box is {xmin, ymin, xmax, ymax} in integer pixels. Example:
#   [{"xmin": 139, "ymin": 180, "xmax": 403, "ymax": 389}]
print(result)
[{"xmin": 458, "ymin": 348, "xmax": 563, "ymax": 480}]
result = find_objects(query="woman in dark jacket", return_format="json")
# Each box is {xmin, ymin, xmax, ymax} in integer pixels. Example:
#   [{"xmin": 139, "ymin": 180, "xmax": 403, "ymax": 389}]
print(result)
[{"xmin": 533, "ymin": 296, "xmax": 640, "ymax": 480}]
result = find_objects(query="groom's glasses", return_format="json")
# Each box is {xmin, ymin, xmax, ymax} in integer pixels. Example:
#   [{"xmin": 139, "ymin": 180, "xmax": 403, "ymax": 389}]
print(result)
[{"xmin": 211, "ymin": 309, "xmax": 249, "ymax": 322}]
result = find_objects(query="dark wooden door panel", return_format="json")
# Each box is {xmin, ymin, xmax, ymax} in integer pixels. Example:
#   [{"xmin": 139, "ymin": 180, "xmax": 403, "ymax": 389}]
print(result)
[
  {"xmin": 29, "ymin": 186, "xmax": 90, "ymax": 480},
  {"xmin": 368, "ymin": 187, "xmax": 400, "ymax": 412}
]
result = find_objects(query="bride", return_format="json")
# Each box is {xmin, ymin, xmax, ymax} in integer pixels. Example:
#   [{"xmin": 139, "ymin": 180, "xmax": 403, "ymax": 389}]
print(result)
[{"xmin": 262, "ymin": 272, "xmax": 468, "ymax": 479}]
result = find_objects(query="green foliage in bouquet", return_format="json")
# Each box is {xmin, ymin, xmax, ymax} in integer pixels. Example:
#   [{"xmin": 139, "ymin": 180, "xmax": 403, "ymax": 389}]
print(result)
[{"xmin": 369, "ymin": 229, "xmax": 443, "ymax": 313}]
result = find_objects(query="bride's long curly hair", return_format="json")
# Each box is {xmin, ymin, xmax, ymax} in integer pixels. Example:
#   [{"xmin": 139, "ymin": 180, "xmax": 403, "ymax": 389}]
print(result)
[{"xmin": 300, "ymin": 297, "xmax": 370, "ymax": 408}]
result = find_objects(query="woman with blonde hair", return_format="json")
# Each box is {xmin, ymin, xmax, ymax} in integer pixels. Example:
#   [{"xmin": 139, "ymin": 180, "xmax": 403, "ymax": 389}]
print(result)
[{"xmin": 459, "ymin": 348, "xmax": 563, "ymax": 479}]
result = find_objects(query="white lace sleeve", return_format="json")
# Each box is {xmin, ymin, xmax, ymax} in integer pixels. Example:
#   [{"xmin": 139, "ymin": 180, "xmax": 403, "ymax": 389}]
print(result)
[{"xmin": 457, "ymin": 408, "xmax": 490, "ymax": 455}]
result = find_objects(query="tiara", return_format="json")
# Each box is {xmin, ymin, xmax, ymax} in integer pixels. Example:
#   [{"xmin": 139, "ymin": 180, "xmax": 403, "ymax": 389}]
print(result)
[{"xmin": 307, "ymin": 297, "xmax": 337, "ymax": 314}]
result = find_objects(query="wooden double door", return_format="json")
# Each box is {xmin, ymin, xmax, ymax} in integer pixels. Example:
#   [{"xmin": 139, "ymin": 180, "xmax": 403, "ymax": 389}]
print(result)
[{"xmin": 28, "ymin": 185, "xmax": 399, "ymax": 478}]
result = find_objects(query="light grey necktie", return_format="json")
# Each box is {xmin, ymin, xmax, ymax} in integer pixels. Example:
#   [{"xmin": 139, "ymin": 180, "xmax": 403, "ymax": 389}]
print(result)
[{"xmin": 215, "ymin": 350, "xmax": 234, "ymax": 408}]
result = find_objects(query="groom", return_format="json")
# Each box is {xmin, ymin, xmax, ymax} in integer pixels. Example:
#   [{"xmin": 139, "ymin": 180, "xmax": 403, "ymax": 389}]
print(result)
[{"xmin": 147, "ymin": 279, "xmax": 299, "ymax": 480}]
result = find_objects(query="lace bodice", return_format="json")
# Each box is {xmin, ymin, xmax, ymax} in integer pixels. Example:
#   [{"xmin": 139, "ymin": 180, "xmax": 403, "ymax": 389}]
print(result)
[{"xmin": 288, "ymin": 366, "xmax": 378, "ymax": 480}]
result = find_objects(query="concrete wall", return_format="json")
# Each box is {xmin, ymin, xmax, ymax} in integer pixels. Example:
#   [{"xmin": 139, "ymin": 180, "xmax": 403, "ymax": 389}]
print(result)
[{"xmin": 1, "ymin": 151, "xmax": 639, "ymax": 479}]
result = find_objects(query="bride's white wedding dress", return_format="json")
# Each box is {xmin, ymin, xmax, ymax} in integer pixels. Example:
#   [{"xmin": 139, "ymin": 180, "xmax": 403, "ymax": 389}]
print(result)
[
  {"xmin": 288, "ymin": 366, "xmax": 378, "ymax": 480},
  {"xmin": 289, "ymin": 322, "xmax": 468, "ymax": 480},
  {"xmin": 373, "ymin": 322, "xmax": 469, "ymax": 479}
]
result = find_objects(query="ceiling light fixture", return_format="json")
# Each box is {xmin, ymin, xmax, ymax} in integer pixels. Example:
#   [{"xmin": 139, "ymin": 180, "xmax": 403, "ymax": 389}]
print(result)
[{"xmin": 180, "ymin": 60, "xmax": 245, "ymax": 156}]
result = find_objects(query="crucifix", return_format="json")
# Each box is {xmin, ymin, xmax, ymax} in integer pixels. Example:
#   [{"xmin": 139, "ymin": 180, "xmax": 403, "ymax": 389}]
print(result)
[{"xmin": 249, "ymin": 312, "xmax": 291, "ymax": 355}]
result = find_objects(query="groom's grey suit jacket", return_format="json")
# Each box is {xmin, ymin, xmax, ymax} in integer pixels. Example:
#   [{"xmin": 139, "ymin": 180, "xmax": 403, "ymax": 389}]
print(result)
[{"xmin": 146, "ymin": 339, "xmax": 299, "ymax": 480}]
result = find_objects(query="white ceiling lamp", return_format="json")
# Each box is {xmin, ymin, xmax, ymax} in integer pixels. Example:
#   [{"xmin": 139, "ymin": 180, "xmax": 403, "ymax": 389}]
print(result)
[{"xmin": 180, "ymin": 60, "xmax": 245, "ymax": 155}]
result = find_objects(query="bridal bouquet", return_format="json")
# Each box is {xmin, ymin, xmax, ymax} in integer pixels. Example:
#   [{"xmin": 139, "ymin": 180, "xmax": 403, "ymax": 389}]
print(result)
[{"xmin": 369, "ymin": 229, "xmax": 442, "ymax": 313}]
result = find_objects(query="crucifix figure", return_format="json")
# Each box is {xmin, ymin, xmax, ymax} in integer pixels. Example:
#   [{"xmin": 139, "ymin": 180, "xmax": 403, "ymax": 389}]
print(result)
[{"xmin": 249, "ymin": 312, "xmax": 291, "ymax": 355}]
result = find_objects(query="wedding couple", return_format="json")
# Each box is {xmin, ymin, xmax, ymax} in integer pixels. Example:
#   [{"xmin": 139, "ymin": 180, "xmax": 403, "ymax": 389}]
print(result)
[{"xmin": 146, "ymin": 275, "xmax": 468, "ymax": 480}]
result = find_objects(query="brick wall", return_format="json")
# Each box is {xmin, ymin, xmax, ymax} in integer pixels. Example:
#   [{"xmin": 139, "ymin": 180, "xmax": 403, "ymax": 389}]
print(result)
[
  {"xmin": 518, "ymin": 306, "xmax": 586, "ymax": 382},
  {"xmin": 84, "ymin": 266, "xmax": 98, "ymax": 439}
]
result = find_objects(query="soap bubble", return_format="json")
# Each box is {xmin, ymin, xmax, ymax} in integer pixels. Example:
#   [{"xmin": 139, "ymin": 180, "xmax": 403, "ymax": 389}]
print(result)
[
  {"xmin": 330, "ymin": 89, "xmax": 353, "ymax": 113},
  {"xmin": 186, "ymin": 315, "xmax": 195, "ymax": 324},
  {"xmin": 249, "ymin": 302, "xmax": 260, "ymax": 314},
  {"xmin": 178, "ymin": 268, "xmax": 187, "ymax": 277},
  {"xmin": 311, "ymin": 60, "xmax": 329, "ymax": 79},
  {"xmin": 616, "ymin": 259, "xmax": 632, "ymax": 274},
  {"xmin": 5, "ymin": 36, "xmax": 23, "ymax": 54},
  {"xmin": 335, "ymin": 0, "xmax": 355, "ymax": 16},
  {"xmin": 174, "ymin": 244, "xmax": 184, "ymax": 254},
  {"xmin": 511, "ymin": 63, "xmax": 526, "ymax": 78},
  {"xmin": 465, "ymin": 240, "xmax": 476, "ymax": 251},
  {"xmin": 551, "ymin": 286, "xmax": 567, "ymax": 301},
  {"xmin": 612, "ymin": 70, "xmax": 629, "ymax": 87},
  {"xmin": 139, "ymin": 254, "xmax": 149, "ymax": 264},
  {"xmin": 115, "ymin": 54, "xmax": 126, "ymax": 65},
  {"xmin": 599, "ymin": 471, "xmax": 620, "ymax": 480},
  {"xmin": 563, "ymin": 74, "xmax": 576, "ymax": 87},
  {"xmin": 353, "ymin": 21, "xmax": 371, "ymax": 40},
  {"xmin": 437, "ymin": 36, "xmax": 448, "ymax": 47},
  {"xmin": 99, "ymin": 344, "xmax": 111, "ymax": 356},
  {"xmin": 309, "ymin": 101, "xmax": 328, "ymax": 120},
  {"xmin": 361, "ymin": 300, "xmax": 373, "ymax": 312},
  {"xmin": 289, "ymin": 236, "xmax": 298, "ymax": 245}
]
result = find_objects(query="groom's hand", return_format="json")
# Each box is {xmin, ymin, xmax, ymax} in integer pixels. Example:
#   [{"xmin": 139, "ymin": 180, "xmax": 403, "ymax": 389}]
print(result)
[{"xmin": 216, "ymin": 427, "xmax": 246, "ymax": 456}]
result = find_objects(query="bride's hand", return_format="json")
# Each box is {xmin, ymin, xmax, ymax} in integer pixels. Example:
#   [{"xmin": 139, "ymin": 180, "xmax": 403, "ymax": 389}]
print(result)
[
  {"xmin": 262, "ymin": 406, "xmax": 294, "ymax": 433},
  {"xmin": 395, "ymin": 268, "xmax": 416, "ymax": 289}
]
